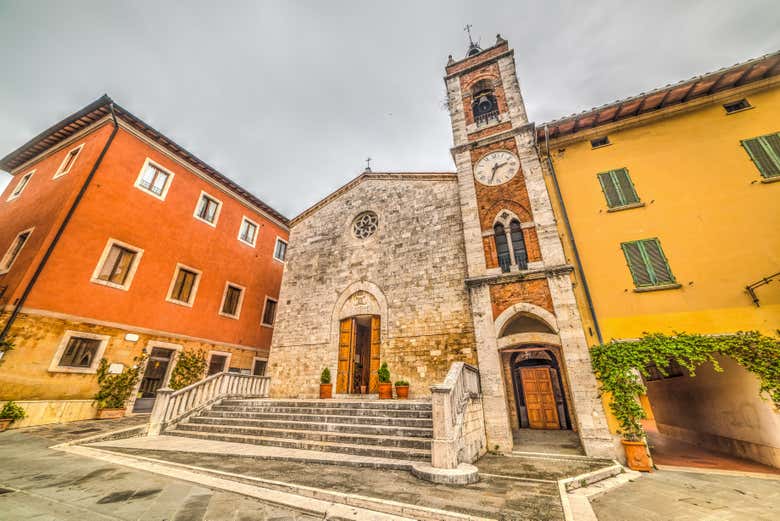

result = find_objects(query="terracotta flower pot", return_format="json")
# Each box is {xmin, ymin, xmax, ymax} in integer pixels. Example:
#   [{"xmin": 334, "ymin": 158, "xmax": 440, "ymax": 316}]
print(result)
[
  {"xmin": 622, "ymin": 439, "xmax": 652, "ymax": 472},
  {"xmin": 0, "ymin": 418, "xmax": 12, "ymax": 432},
  {"xmin": 395, "ymin": 385, "xmax": 409, "ymax": 399},
  {"xmin": 319, "ymin": 383, "xmax": 333, "ymax": 399},
  {"xmin": 96, "ymin": 408, "xmax": 125, "ymax": 420},
  {"xmin": 378, "ymin": 382, "xmax": 393, "ymax": 399}
]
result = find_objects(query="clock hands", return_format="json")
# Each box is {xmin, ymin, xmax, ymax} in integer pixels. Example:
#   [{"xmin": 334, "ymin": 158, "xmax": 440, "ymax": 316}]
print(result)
[{"xmin": 489, "ymin": 161, "xmax": 508, "ymax": 183}]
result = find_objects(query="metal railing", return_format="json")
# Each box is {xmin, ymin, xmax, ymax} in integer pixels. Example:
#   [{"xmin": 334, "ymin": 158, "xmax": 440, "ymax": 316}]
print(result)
[
  {"xmin": 430, "ymin": 362, "xmax": 481, "ymax": 469},
  {"xmin": 148, "ymin": 372, "xmax": 270, "ymax": 435}
]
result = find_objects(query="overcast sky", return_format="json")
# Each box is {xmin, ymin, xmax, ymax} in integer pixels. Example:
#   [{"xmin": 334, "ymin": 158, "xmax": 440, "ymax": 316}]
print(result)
[{"xmin": 1, "ymin": 1, "xmax": 778, "ymax": 217}]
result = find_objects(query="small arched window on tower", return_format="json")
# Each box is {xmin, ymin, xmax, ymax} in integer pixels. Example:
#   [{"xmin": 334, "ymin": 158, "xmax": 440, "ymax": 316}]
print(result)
[
  {"xmin": 471, "ymin": 79, "xmax": 499, "ymax": 126},
  {"xmin": 494, "ymin": 223, "xmax": 511, "ymax": 273},
  {"xmin": 510, "ymin": 220, "xmax": 528, "ymax": 270}
]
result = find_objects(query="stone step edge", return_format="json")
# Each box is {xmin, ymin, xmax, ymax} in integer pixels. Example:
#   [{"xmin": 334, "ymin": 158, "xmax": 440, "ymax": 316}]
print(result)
[
  {"xmin": 177, "ymin": 423, "xmax": 433, "ymax": 445},
  {"xmin": 212, "ymin": 405, "xmax": 433, "ymax": 417},
  {"xmin": 568, "ymin": 469, "xmax": 642, "ymax": 499},
  {"xmin": 223, "ymin": 399, "xmax": 432, "ymax": 406},
  {"xmin": 559, "ymin": 462, "xmax": 625, "ymax": 492},
  {"xmin": 167, "ymin": 429, "xmax": 432, "ymax": 459},
  {"xmin": 192, "ymin": 416, "xmax": 434, "ymax": 435},
  {"xmin": 203, "ymin": 411, "xmax": 433, "ymax": 424},
  {"xmin": 61, "ymin": 445, "xmax": 487, "ymax": 521}
]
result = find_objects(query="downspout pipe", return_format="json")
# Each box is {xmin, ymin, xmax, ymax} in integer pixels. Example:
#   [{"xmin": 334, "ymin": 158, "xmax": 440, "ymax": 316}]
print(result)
[
  {"xmin": 542, "ymin": 124, "xmax": 604, "ymax": 344},
  {"xmin": 0, "ymin": 104, "xmax": 119, "ymax": 343}
]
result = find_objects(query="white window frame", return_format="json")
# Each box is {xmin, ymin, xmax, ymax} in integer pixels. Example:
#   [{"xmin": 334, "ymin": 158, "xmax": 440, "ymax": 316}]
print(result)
[
  {"xmin": 7, "ymin": 170, "xmax": 35, "ymax": 201},
  {"xmin": 0, "ymin": 227, "xmax": 34, "ymax": 275},
  {"xmin": 218, "ymin": 281, "xmax": 246, "ymax": 320},
  {"xmin": 252, "ymin": 356, "xmax": 268, "ymax": 376},
  {"xmin": 48, "ymin": 330, "xmax": 111, "ymax": 374},
  {"xmin": 90, "ymin": 238, "xmax": 145, "ymax": 291},
  {"xmin": 53, "ymin": 143, "xmax": 85, "ymax": 179},
  {"xmin": 261, "ymin": 296, "xmax": 278, "ymax": 328},
  {"xmin": 237, "ymin": 216, "xmax": 260, "ymax": 247},
  {"xmin": 273, "ymin": 237, "xmax": 288, "ymax": 263},
  {"xmin": 134, "ymin": 158, "xmax": 175, "ymax": 201},
  {"xmin": 165, "ymin": 262, "xmax": 202, "ymax": 307},
  {"xmin": 193, "ymin": 190, "xmax": 223, "ymax": 227},
  {"xmin": 207, "ymin": 350, "xmax": 232, "ymax": 375}
]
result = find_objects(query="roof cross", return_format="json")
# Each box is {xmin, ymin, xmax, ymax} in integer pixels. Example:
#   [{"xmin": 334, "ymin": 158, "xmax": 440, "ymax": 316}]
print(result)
[{"xmin": 464, "ymin": 24, "xmax": 474, "ymax": 45}]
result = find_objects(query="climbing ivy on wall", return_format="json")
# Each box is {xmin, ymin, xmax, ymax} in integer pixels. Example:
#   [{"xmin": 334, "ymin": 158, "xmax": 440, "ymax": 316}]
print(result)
[
  {"xmin": 590, "ymin": 331, "xmax": 780, "ymax": 441},
  {"xmin": 168, "ymin": 349, "xmax": 207, "ymax": 390}
]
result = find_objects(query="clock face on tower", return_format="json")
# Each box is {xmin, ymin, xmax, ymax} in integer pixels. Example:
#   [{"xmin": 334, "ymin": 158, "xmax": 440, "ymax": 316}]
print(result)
[{"xmin": 473, "ymin": 150, "xmax": 519, "ymax": 186}]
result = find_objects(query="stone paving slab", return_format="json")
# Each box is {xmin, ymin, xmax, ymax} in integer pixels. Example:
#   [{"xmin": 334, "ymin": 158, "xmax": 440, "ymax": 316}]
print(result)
[
  {"xmin": 0, "ymin": 429, "xmax": 320, "ymax": 521},
  {"xmin": 93, "ymin": 434, "xmax": 419, "ymax": 470},
  {"xmin": 591, "ymin": 468, "xmax": 780, "ymax": 521},
  {"xmin": 95, "ymin": 446, "xmax": 567, "ymax": 520}
]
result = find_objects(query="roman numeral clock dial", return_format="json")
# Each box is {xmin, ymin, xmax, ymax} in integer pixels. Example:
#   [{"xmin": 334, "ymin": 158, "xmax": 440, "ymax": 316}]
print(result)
[{"xmin": 473, "ymin": 150, "xmax": 519, "ymax": 186}]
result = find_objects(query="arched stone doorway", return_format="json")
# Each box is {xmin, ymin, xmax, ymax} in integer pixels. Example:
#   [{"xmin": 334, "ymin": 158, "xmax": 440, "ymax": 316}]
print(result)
[{"xmin": 509, "ymin": 349, "xmax": 571, "ymax": 430}]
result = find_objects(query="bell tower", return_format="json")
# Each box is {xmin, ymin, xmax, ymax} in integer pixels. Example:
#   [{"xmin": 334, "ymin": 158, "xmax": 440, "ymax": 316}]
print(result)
[{"xmin": 445, "ymin": 34, "xmax": 616, "ymax": 457}]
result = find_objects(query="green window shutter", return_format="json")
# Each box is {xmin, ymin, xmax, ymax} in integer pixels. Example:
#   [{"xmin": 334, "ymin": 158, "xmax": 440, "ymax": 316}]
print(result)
[
  {"xmin": 621, "ymin": 241, "xmax": 652, "ymax": 286},
  {"xmin": 613, "ymin": 168, "xmax": 640, "ymax": 205},
  {"xmin": 598, "ymin": 168, "xmax": 640, "ymax": 208},
  {"xmin": 621, "ymin": 239, "xmax": 676, "ymax": 287},
  {"xmin": 642, "ymin": 239, "xmax": 675, "ymax": 284},
  {"xmin": 597, "ymin": 172, "xmax": 621, "ymax": 208},
  {"xmin": 741, "ymin": 133, "xmax": 780, "ymax": 178}
]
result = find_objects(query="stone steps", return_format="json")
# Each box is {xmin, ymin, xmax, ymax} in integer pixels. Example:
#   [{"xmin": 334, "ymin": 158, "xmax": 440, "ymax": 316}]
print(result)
[
  {"xmin": 166, "ymin": 429, "xmax": 432, "ymax": 461},
  {"xmin": 190, "ymin": 416, "xmax": 433, "ymax": 438},
  {"xmin": 210, "ymin": 405, "xmax": 432, "ymax": 419},
  {"xmin": 168, "ymin": 398, "xmax": 434, "ymax": 462},
  {"xmin": 203, "ymin": 410, "xmax": 433, "ymax": 428}
]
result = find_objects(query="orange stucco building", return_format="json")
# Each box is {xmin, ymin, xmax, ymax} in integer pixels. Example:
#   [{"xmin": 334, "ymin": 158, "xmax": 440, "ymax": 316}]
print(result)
[{"xmin": 0, "ymin": 96, "xmax": 289, "ymax": 426}]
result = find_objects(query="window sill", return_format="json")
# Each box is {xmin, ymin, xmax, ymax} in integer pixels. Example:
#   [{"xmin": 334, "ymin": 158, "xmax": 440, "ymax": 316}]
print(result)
[
  {"xmin": 165, "ymin": 297, "xmax": 195, "ymax": 308},
  {"xmin": 218, "ymin": 311, "xmax": 240, "ymax": 320},
  {"xmin": 260, "ymin": 323, "xmax": 274, "ymax": 329},
  {"xmin": 633, "ymin": 283, "xmax": 682, "ymax": 293},
  {"xmin": 607, "ymin": 202, "xmax": 645, "ymax": 213},
  {"xmin": 48, "ymin": 366, "xmax": 98, "ymax": 374},
  {"xmin": 90, "ymin": 278, "xmax": 131, "ymax": 291},
  {"xmin": 272, "ymin": 256, "xmax": 286, "ymax": 265},
  {"xmin": 760, "ymin": 176, "xmax": 780, "ymax": 184},
  {"xmin": 193, "ymin": 215, "xmax": 218, "ymax": 228},
  {"xmin": 238, "ymin": 239, "xmax": 257, "ymax": 248}
]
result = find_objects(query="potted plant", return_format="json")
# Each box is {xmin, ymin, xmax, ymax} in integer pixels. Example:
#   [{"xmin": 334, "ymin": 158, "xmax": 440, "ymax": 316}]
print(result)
[
  {"xmin": 378, "ymin": 362, "xmax": 392, "ymax": 399},
  {"xmin": 0, "ymin": 401, "xmax": 26, "ymax": 431},
  {"xmin": 319, "ymin": 367, "xmax": 333, "ymax": 399},
  {"xmin": 615, "ymin": 394, "xmax": 653, "ymax": 471},
  {"xmin": 394, "ymin": 380, "xmax": 410, "ymax": 399},
  {"xmin": 94, "ymin": 354, "xmax": 146, "ymax": 419}
]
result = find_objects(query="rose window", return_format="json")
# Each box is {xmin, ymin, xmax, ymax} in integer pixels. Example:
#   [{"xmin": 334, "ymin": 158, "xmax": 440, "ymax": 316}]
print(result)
[{"xmin": 352, "ymin": 211, "xmax": 378, "ymax": 239}]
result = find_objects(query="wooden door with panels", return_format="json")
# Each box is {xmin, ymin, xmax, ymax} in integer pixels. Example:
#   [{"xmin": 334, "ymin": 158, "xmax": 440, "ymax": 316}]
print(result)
[
  {"xmin": 520, "ymin": 367, "xmax": 560, "ymax": 429},
  {"xmin": 337, "ymin": 315, "xmax": 381, "ymax": 394}
]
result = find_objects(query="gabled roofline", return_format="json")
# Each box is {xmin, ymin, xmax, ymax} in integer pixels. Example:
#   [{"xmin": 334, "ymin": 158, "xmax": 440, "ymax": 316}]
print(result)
[
  {"xmin": 538, "ymin": 50, "xmax": 780, "ymax": 141},
  {"xmin": 290, "ymin": 171, "xmax": 456, "ymax": 227},
  {"xmin": 1, "ymin": 95, "xmax": 288, "ymax": 225}
]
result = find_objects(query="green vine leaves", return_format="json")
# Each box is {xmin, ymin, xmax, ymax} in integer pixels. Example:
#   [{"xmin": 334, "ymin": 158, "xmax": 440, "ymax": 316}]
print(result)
[{"xmin": 590, "ymin": 331, "xmax": 780, "ymax": 441}]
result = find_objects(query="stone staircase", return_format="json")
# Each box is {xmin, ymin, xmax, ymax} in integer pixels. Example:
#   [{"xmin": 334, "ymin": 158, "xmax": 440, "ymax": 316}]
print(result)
[{"xmin": 166, "ymin": 399, "xmax": 433, "ymax": 461}]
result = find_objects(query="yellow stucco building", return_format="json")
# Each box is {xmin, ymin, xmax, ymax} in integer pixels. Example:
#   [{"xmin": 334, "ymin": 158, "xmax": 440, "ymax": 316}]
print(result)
[{"xmin": 539, "ymin": 51, "xmax": 780, "ymax": 468}]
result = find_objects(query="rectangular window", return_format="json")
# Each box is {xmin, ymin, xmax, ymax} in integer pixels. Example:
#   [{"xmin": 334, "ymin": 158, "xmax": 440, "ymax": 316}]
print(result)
[
  {"xmin": 220, "ymin": 283, "xmax": 244, "ymax": 318},
  {"xmin": 207, "ymin": 353, "xmax": 230, "ymax": 375},
  {"xmin": 91, "ymin": 239, "xmax": 143, "ymax": 290},
  {"xmin": 238, "ymin": 217, "xmax": 259, "ymax": 246},
  {"xmin": 54, "ymin": 143, "xmax": 84, "ymax": 178},
  {"xmin": 590, "ymin": 136, "xmax": 610, "ymax": 148},
  {"xmin": 194, "ymin": 192, "xmax": 222, "ymax": 226},
  {"xmin": 0, "ymin": 229, "xmax": 33, "ymax": 274},
  {"xmin": 8, "ymin": 171, "xmax": 34, "ymax": 200},
  {"xmin": 262, "ymin": 297, "xmax": 277, "ymax": 326},
  {"xmin": 167, "ymin": 264, "xmax": 201, "ymax": 306},
  {"xmin": 597, "ymin": 168, "xmax": 641, "ymax": 209},
  {"xmin": 253, "ymin": 358, "xmax": 267, "ymax": 376},
  {"xmin": 723, "ymin": 99, "xmax": 751, "ymax": 114},
  {"xmin": 273, "ymin": 238, "xmax": 287, "ymax": 262},
  {"xmin": 135, "ymin": 159, "xmax": 174, "ymax": 199},
  {"xmin": 621, "ymin": 238, "xmax": 677, "ymax": 288},
  {"xmin": 741, "ymin": 133, "xmax": 780, "ymax": 179},
  {"xmin": 59, "ymin": 337, "xmax": 102, "ymax": 368}
]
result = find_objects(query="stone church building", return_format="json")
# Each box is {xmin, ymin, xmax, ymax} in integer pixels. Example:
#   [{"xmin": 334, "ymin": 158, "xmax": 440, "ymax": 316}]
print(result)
[{"xmin": 268, "ymin": 36, "xmax": 616, "ymax": 458}]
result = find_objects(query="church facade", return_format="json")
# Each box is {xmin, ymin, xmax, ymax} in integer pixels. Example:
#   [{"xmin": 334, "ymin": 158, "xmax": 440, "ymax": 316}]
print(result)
[{"xmin": 268, "ymin": 36, "xmax": 616, "ymax": 458}]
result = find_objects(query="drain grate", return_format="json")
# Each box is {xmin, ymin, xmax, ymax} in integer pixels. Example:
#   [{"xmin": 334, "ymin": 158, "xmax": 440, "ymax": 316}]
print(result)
[{"xmin": 69, "ymin": 428, "xmax": 100, "ymax": 435}]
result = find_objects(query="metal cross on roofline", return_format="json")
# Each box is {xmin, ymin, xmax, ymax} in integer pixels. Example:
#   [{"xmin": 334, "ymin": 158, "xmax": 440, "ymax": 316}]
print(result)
[
  {"xmin": 365, "ymin": 157, "xmax": 372, "ymax": 172},
  {"xmin": 464, "ymin": 24, "xmax": 474, "ymax": 45}
]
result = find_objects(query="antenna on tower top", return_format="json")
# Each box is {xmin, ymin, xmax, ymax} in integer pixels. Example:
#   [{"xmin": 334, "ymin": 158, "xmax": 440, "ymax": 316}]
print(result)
[{"xmin": 464, "ymin": 24, "xmax": 482, "ymax": 57}]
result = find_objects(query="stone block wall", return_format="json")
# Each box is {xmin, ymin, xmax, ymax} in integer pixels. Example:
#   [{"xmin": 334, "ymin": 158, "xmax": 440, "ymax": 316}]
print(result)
[{"xmin": 268, "ymin": 175, "xmax": 477, "ymax": 398}]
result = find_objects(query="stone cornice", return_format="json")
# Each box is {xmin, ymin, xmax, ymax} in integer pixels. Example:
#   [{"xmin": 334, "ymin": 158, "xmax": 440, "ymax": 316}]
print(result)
[
  {"xmin": 451, "ymin": 122, "xmax": 536, "ymax": 157},
  {"xmin": 465, "ymin": 264, "xmax": 574, "ymax": 288}
]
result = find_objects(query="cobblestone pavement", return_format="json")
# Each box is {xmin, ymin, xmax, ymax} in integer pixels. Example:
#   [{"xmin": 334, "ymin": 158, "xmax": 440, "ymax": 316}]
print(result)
[
  {"xmin": 591, "ymin": 468, "xmax": 780, "ymax": 520},
  {"xmin": 0, "ymin": 423, "xmax": 321, "ymax": 521}
]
